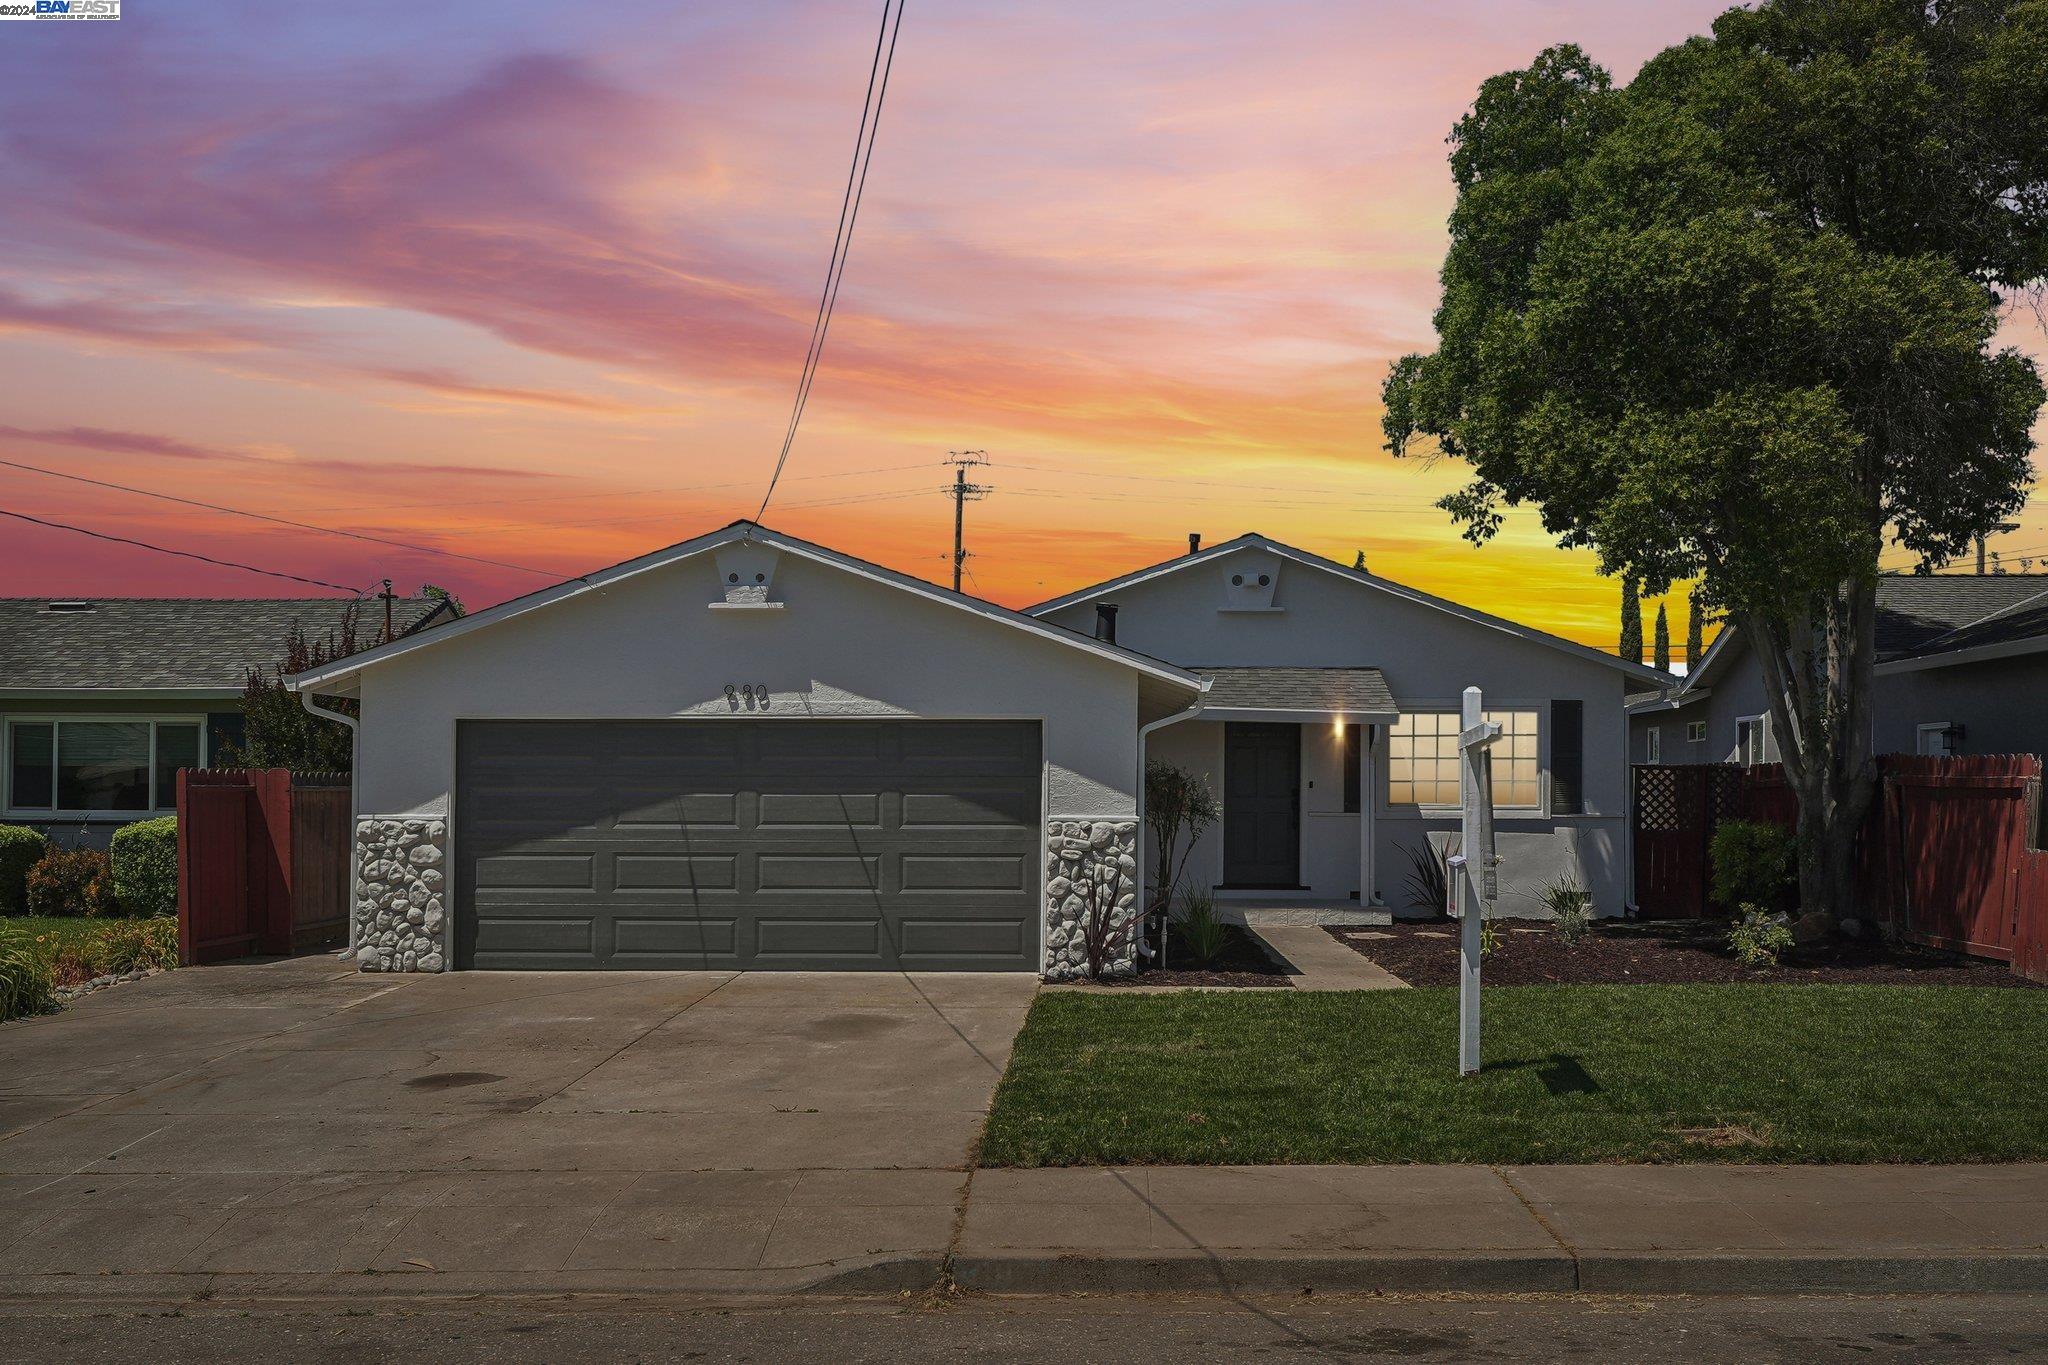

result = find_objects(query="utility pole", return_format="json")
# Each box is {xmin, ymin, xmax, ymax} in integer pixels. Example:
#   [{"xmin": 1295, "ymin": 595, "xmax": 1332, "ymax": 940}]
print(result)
[
  {"xmin": 946, "ymin": 450, "xmax": 990, "ymax": 592},
  {"xmin": 378, "ymin": 578, "xmax": 396, "ymax": 644}
]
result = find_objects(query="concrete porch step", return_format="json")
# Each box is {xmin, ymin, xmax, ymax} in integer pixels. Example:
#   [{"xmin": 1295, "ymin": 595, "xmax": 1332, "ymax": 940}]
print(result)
[{"xmin": 1233, "ymin": 906, "xmax": 1392, "ymax": 928}]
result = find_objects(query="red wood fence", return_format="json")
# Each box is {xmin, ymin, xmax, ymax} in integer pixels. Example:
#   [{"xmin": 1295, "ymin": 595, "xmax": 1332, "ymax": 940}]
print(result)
[
  {"xmin": 1633, "ymin": 754, "xmax": 2048, "ymax": 983},
  {"xmin": 176, "ymin": 769, "xmax": 351, "ymax": 965}
]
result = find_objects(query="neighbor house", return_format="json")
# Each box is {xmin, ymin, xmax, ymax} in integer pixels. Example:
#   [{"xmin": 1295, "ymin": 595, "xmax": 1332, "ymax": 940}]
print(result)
[
  {"xmin": 1629, "ymin": 575, "xmax": 2048, "ymax": 767},
  {"xmin": 288, "ymin": 523, "xmax": 1665, "ymax": 978},
  {"xmin": 2, "ymin": 596, "xmax": 453, "ymax": 847}
]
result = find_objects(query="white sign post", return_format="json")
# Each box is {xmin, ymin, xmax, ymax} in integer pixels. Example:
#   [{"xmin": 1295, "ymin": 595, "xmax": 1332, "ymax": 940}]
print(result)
[{"xmin": 1453, "ymin": 685, "xmax": 1501, "ymax": 1076}]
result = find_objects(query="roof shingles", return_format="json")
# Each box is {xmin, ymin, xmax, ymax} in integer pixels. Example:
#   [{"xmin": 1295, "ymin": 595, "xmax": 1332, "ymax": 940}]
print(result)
[
  {"xmin": 0, "ymin": 597, "xmax": 448, "ymax": 690},
  {"xmin": 1194, "ymin": 666, "xmax": 1396, "ymax": 715}
]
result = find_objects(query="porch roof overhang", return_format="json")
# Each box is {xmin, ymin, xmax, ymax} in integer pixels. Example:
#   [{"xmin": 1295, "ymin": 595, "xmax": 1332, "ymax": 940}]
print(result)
[{"xmin": 1191, "ymin": 666, "xmax": 1398, "ymax": 724}]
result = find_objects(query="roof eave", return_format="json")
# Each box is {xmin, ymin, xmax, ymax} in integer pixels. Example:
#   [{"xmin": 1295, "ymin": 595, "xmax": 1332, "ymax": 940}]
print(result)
[{"xmin": 1875, "ymin": 633, "xmax": 2048, "ymax": 675}]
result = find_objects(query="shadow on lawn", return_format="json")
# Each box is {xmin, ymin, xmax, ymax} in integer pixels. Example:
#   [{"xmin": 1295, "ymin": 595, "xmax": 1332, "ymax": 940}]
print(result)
[{"xmin": 1489, "ymin": 1052, "xmax": 1601, "ymax": 1096}]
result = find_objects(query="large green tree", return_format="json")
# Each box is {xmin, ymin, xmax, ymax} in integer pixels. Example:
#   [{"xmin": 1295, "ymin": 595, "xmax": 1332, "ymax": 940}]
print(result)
[{"xmin": 1385, "ymin": 1, "xmax": 2048, "ymax": 922}]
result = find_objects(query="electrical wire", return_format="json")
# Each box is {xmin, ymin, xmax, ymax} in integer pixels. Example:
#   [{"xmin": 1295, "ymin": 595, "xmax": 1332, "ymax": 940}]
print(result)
[
  {"xmin": 0, "ymin": 507, "xmax": 361, "ymax": 593},
  {"xmin": 0, "ymin": 456, "xmax": 567, "ymax": 578},
  {"xmin": 754, "ymin": 0, "xmax": 906, "ymax": 524}
]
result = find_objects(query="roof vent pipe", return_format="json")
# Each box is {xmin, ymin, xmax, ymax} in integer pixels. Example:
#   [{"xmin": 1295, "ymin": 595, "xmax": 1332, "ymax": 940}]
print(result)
[
  {"xmin": 1094, "ymin": 602, "xmax": 1119, "ymax": 645},
  {"xmin": 1188, "ymin": 532, "xmax": 1202, "ymax": 554}
]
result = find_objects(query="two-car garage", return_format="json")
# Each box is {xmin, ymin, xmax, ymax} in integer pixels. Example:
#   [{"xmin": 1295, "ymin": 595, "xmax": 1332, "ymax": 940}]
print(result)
[
  {"xmin": 298, "ymin": 522, "xmax": 1205, "ymax": 976},
  {"xmin": 454, "ymin": 719, "xmax": 1043, "ymax": 971}
]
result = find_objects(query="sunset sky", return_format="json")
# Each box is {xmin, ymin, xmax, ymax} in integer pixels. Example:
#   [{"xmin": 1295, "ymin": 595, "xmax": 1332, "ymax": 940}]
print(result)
[{"xmin": 2, "ymin": 1, "xmax": 2043, "ymax": 655}]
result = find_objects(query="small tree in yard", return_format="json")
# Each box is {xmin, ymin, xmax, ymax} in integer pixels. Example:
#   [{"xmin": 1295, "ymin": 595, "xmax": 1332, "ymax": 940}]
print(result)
[
  {"xmin": 1073, "ymin": 855, "xmax": 1140, "ymax": 980},
  {"xmin": 1143, "ymin": 760, "xmax": 1220, "ymax": 916},
  {"xmin": 227, "ymin": 601, "xmax": 366, "ymax": 772},
  {"xmin": 1384, "ymin": 2, "xmax": 2048, "ymax": 928}
]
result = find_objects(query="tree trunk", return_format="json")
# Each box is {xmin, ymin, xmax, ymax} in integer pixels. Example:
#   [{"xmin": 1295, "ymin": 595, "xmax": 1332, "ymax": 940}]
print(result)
[{"xmin": 1740, "ymin": 572, "xmax": 1880, "ymax": 927}]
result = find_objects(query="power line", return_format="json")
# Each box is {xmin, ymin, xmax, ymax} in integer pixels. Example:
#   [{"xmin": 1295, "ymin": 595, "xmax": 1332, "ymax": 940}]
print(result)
[
  {"xmin": 946, "ymin": 450, "xmax": 990, "ymax": 591},
  {"xmin": 0, "ymin": 507, "xmax": 361, "ymax": 593},
  {"xmin": 755, "ymin": 0, "xmax": 906, "ymax": 524},
  {"xmin": 0, "ymin": 456, "xmax": 567, "ymax": 578},
  {"xmin": 317, "ymin": 458, "xmax": 944, "ymax": 516}
]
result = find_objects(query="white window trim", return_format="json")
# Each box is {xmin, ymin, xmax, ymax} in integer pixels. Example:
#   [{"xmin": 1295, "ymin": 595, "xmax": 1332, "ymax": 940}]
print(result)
[
  {"xmin": 1916, "ymin": 721, "xmax": 1957, "ymax": 757},
  {"xmin": 3, "ymin": 714, "xmax": 210, "ymax": 822},
  {"xmin": 1644, "ymin": 726, "xmax": 1662, "ymax": 763},
  {"xmin": 1377, "ymin": 702, "xmax": 1545, "ymax": 817},
  {"xmin": 1686, "ymin": 720, "xmax": 1707, "ymax": 744},
  {"xmin": 1735, "ymin": 713, "xmax": 1769, "ymax": 767}
]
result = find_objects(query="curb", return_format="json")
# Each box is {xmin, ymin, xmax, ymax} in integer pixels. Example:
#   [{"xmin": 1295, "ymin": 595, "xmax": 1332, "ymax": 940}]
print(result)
[
  {"xmin": 950, "ymin": 1248, "xmax": 2048, "ymax": 1297},
  {"xmin": 950, "ymin": 1249, "xmax": 1577, "ymax": 1295}
]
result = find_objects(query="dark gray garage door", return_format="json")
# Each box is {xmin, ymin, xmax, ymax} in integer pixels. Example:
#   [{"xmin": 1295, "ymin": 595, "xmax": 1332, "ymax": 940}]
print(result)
[{"xmin": 454, "ymin": 720, "xmax": 1042, "ymax": 971}]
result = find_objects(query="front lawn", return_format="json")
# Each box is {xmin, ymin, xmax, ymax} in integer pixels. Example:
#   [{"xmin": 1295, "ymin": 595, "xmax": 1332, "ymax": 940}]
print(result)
[{"xmin": 980, "ymin": 986, "xmax": 2048, "ymax": 1166}]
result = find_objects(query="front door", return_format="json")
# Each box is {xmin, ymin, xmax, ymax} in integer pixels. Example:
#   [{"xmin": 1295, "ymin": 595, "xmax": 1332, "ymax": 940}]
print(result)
[{"xmin": 1222, "ymin": 722, "xmax": 1300, "ymax": 887}]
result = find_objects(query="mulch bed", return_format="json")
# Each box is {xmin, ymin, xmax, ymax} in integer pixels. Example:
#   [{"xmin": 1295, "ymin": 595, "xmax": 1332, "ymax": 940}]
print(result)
[
  {"xmin": 1095, "ymin": 923, "xmax": 1291, "ymax": 988},
  {"xmin": 1325, "ymin": 918, "xmax": 2040, "ymax": 988}
]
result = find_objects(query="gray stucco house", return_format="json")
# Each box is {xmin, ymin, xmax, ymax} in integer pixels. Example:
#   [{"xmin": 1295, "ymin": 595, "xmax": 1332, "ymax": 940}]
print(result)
[
  {"xmin": 291, "ymin": 523, "xmax": 1663, "ymax": 977},
  {"xmin": 2, "ymin": 595, "xmax": 451, "ymax": 848},
  {"xmin": 1630, "ymin": 575, "xmax": 2048, "ymax": 769}
]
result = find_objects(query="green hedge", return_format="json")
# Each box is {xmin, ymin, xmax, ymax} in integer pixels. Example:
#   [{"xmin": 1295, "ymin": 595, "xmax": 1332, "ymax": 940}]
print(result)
[
  {"xmin": 110, "ymin": 817, "xmax": 178, "ymax": 919},
  {"xmin": 24, "ymin": 848, "xmax": 118, "ymax": 918},
  {"xmin": 0, "ymin": 825, "xmax": 46, "ymax": 915}
]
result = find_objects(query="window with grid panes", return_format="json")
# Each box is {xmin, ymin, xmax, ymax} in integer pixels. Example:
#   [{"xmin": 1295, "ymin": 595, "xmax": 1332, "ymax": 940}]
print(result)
[{"xmin": 1385, "ymin": 709, "xmax": 1540, "ymax": 809}]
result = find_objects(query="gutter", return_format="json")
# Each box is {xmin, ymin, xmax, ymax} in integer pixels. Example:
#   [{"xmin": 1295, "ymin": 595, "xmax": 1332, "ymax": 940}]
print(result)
[
  {"xmin": 1136, "ymin": 692, "xmax": 1208, "ymax": 971},
  {"xmin": 299, "ymin": 690, "xmax": 360, "ymax": 961}
]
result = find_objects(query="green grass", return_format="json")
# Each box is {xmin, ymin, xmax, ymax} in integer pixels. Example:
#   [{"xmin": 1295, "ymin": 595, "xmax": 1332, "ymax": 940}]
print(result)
[{"xmin": 980, "ymin": 986, "xmax": 2048, "ymax": 1166}]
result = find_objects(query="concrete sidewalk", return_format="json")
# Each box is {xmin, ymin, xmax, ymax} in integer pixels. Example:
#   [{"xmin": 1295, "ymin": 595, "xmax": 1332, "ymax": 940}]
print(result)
[{"xmin": 954, "ymin": 1163, "xmax": 2048, "ymax": 1295}]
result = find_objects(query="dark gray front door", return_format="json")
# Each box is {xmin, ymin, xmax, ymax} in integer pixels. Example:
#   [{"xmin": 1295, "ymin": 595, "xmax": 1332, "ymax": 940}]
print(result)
[
  {"xmin": 455, "ymin": 720, "xmax": 1041, "ymax": 971},
  {"xmin": 1222, "ymin": 722, "xmax": 1300, "ymax": 887}
]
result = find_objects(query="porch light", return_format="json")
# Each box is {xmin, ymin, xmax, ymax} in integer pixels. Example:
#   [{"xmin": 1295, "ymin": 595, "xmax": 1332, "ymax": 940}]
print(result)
[{"xmin": 1333, "ymin": 717, "xmax": 1346, "ymax": 737}]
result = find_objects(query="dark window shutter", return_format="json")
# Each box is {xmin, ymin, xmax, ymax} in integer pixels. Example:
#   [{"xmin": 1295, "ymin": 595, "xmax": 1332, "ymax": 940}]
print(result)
[
  {"xmin": 1549, "ymin": 700, "xmax": 1584, "ymax": 815},
  {"xmin": 1342, "ymin": 723, "xmax": 1362, "ymax": 813}
]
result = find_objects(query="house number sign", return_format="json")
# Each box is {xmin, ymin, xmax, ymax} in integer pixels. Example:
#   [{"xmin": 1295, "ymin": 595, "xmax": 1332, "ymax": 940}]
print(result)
[{"xmin": 724, "ymin": 684, "xmax": 771, "ymax": 709}]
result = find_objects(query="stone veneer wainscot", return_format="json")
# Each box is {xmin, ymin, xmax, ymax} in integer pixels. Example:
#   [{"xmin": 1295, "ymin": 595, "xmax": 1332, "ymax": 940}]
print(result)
[
  {"xmin": 1042, "ymin": 818, "xmax": 1140, "ymax": 980},
  {"xmin": 354, "ymin": 816, "xmax": 447, "ymax": 972}
]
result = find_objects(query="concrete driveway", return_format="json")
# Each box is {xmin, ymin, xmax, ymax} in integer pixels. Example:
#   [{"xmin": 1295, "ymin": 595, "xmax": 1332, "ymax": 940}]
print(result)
[{"xmin": 0, "ymin": 958, "xmax": 1038, "ymax": 1296}]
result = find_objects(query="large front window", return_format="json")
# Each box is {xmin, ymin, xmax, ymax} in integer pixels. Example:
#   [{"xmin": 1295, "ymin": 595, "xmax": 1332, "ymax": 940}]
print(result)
[
  {"xmin": 1386, "ymin": 709, "xmax": 1540, "ymax": 809},
  {"xmin": 6, "ymin": 718, "xmax": 204, "ymax": 814}
]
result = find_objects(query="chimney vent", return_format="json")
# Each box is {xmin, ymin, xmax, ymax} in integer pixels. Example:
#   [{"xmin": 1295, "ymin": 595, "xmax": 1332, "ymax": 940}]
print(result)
[
  {"xmin": 1188, "ymin": 532, "xmax": 1202, "ymax": 555},
  {"xmin": 1094, "ymin": 602, "xmax": 1119, "ymax": 645}
]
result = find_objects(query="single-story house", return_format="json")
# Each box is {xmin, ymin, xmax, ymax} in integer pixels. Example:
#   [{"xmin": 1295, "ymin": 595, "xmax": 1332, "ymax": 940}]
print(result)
[
  {"xmin": 1030, "ymin": 533, "xmax": 1668, "ymax": 927},
  {"xmin": 1630, "ymin": 574, "xmax": 2048, "ymax": 767},
  {"xmin": 290, "ymin": 523, "xmax": 1664, "ymax": 977},
  {"xmin": 2, "ymin": 595, "xmax": 452, "ymax": 847}
]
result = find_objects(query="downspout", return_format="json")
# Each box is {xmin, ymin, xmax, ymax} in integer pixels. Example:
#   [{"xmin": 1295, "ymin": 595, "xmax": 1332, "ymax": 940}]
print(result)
[
  {"xmin": 1137, "ymin": 690, "xmax": 1207, "ymax": 971},
  {"xmin": 300, "ymin": 688, "xmax": 360, "ymax": 960}
]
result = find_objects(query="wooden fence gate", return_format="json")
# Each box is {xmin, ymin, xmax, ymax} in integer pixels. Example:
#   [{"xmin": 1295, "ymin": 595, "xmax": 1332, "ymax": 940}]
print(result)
[
  {"xmin": 176, "ymin": 769, "xmax": 350, "ymax": 965},
  {"xmin": 1631, "ymin": 764, "xmax": 1744, "ymax": 919}
]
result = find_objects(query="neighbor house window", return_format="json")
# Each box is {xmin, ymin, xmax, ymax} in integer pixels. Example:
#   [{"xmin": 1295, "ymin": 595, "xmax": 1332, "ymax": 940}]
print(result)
[
  {"xmin": 1386, "ymin": 708, "xmax": 1539, "ymax": 809},
  {"xmin": 5, "ymin": 718, "xmax": 204, "ymax": 814},
  {"xmin": 1643, "ymin": 726, "xmax": 1662, "ymax": 763},
  {"xmin": 1686, "ymin": 720, "xmax": 1707, "ymax": 744},
  {"xmin": 1735, "ymin": 715, "xmax": 1770, "ymax": 767},
  {"xmin": 1916, "ymin": 722, "xmax": 1959, "ymax": 757}
]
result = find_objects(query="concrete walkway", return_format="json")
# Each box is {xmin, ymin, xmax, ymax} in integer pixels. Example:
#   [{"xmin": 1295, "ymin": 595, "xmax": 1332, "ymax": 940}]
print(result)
[
  {"xmin": 1246, "ymin": 924, "xmax": 1407, "ymax": 990},
  {"xmin": 956, "ymin": 1163, "xmax": 2048, "ymax": 1295}
]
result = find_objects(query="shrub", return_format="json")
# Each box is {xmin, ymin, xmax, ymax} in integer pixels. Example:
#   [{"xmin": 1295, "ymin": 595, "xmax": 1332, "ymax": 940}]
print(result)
[
  {"xmin": 1174, "ymin": 890, "xmax": 1229, "ymax": 967},
  {"xmin": 0, "ymin": 824, "xmax": 45, "ymax": 914},
  {"xmin": 110, "ymin": 817, "xmax": 178, "ymax": 918},
  {"xmin": 1711, "ymin": 820, "xmax": 1797, "ymax": 911},
  {"xmin": 1478, "ymin": 917, "xmax": 1501, "ymax": 959},
  {"xmin": 1728, "ymin": 903, "xmax": 1794, "ymax": 968},
  {"xmin": 1401, "ymin": 839, "xmax": 1450, "ymax": 914},
  {"xmin": 1541, "ymin": 875, "xmax": 1594, "ymax": 946},
  {"xmin": 0, "ymin": 926, "xmax": 55, "ymax": 1021},
  {"xmin": 88, "ymin": 917, "xmax": 179, "ymax": 975},
  {"xmin": 23, "ymin": 847, "xmax": 118, "ymax": 918}
]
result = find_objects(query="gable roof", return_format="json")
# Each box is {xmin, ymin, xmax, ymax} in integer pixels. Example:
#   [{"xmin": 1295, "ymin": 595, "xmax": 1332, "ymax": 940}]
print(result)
[
  {"xmin": 1684, "ymin": 574, "xmax": 2048, "ymax": 691},
  {"xmin": 288, "ymin": 521, "xmax": 1206, "ymax": 696},
  {"xmin": 0, "ymin": 596, "xmax": 452, "ymax": 694},
  {"xmin": 1027, "ymin": 533, "xmax": 1673, "ymax": 685},
  {"xmin": 1195, "ymin": 666, "xmax": 1397, "ymax": 718}
]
